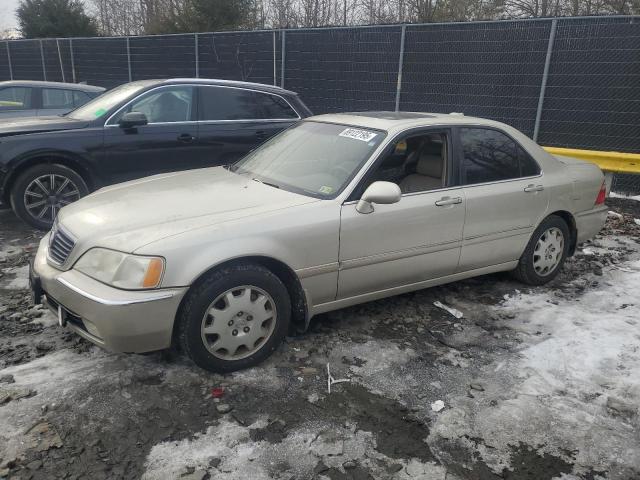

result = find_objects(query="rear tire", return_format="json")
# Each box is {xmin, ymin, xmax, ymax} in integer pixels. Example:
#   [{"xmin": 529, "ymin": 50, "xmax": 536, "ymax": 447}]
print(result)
[
  {"xmin": 177, "ymin": 263, "xmax": 291, "ymax": 373},
  {"xmin": 513, "ymin": 215, "xmax": 570, "ymax": 286},
  {"xmin": 10, "ymin": 164, "xmax": 88, "ymax": 230}
]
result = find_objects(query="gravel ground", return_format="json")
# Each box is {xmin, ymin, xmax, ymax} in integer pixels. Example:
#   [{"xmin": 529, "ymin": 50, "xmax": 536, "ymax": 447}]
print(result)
[{"xmin": 0, "ymin": 200, "xmax": 639, "ymax": 480}]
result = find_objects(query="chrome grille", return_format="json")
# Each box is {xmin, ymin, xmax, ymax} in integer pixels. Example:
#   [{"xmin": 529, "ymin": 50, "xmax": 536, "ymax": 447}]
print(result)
[{"xmin": 48, "ymin": 225, "xmax": 76, "ymax": 265}]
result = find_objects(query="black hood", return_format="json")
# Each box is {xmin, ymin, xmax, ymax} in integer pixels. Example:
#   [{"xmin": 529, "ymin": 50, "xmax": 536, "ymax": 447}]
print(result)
[{"xmin": 0, "ymin": 116, "xmax": 90, "ymax": 137}]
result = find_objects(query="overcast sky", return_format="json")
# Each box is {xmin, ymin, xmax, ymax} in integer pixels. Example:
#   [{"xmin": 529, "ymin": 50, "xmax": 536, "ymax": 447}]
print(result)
[{"xmin": 1, "ymin": 0, "xmax": 21, "ymax": 32}]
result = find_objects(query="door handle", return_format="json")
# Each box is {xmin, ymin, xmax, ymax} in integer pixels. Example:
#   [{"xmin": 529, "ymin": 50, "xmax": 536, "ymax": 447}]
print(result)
[
  {"xmin": 255, "ymin": 130, "xmax": 267, "ymax": 140},
  {"xmin": 524, "ymin": 184, "xmax": 544, "ymax": 193},
  {"xmin": 435, "ymin": 196, "xmax": 463, "ymax": 207},
  {"xmin": 177, "ymin": 133, "xmax": 195, "ymax": 143}
]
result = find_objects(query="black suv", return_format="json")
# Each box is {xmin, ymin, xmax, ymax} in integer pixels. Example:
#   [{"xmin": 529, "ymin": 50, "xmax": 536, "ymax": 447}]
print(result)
[{"xmin": 0, "ymin": 79, "xmax": 312, "ymax": 229}]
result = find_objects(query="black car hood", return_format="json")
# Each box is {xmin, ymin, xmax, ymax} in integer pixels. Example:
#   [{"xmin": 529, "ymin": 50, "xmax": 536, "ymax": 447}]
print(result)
[{"xmin": 0, "ymin": 116, "xmax": 91, "ymax": 137}]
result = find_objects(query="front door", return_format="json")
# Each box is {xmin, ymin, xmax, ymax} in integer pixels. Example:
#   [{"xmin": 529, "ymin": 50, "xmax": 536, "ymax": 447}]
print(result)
[
  {"xmin": 102, "ymin": 85, "xmax": 199, "ymax": 183},
  {"xmin": 337, "ymin": 129, "xmax": 465, "ymax": 299}
]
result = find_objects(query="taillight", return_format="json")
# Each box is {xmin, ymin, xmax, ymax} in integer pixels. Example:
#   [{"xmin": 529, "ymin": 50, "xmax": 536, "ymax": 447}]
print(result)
[{"xmin": 595, "ymin": 180, "xmax": 607, "ymax": 205}]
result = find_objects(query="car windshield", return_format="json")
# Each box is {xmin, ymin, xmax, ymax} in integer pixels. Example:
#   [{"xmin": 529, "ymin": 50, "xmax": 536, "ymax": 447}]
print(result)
[
  {"xmin": 231, "ymin": 121, "xmax": 386, "ymax": 199},
  {"xmin": 65, "ymin": 82, "xmax": 149, "ymax": 121}
]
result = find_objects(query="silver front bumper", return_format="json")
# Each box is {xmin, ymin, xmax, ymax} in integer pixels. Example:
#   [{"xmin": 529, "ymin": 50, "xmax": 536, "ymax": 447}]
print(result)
[{"xmin": 33, "ymin": 236, "xmax": 188, "ymax": 353}]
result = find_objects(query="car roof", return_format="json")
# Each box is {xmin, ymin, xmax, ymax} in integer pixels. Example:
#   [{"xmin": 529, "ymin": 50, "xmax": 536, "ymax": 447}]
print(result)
[
  {"xmin": 0, "ymin": 80, "xmax": 105, "ymax": 92},
  {"xmin": 155, "ymin": 78, "xmax": 298, "ymax": 96},
  {"xmin": 307, "ymin": 111, "xmax": 510, "ymax": 133}
]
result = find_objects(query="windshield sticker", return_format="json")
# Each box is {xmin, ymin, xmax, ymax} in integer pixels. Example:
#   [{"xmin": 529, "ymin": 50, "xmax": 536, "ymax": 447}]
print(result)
[
  {"xmin": 339, "ymin": 128, "xmax": 377, "ymax": 143},
  {"xmin": 94, "ymin": 108, "xmax": 107, "ymax": 118},
  {"xmin": 319, "ymin": 185, "xmax": 334, "ymax": 195}
]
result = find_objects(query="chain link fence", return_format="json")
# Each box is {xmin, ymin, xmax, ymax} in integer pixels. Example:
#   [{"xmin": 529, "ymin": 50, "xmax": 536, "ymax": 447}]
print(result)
[{"xmin": 1, "ymin": 16, "xmax": 639, "ymax": 192}]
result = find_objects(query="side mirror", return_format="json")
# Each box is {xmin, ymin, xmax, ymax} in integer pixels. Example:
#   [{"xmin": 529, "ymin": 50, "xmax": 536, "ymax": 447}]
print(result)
[
  {"xmin": 356, "ymin": 181, "xmax": 401, "ymax": 214},
  {"xmin": 119, "ymin": 111, "xmax": 148, "ymax": 129}
]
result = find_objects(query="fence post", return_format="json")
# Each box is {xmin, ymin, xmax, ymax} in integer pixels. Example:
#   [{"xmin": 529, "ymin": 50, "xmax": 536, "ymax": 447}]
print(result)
[
  {"xmin": 280, "ymin": 30, "xmax": 286, "ymax": 88},
  {"xmin": 194, "ymin": 33, "xmax": 199, "ymax": 78},
  {"xmin": 6, "ymin": 41, "xmax": 13, "ymax": 80},
  {"xmin": 533, "ymin": 18, "xmax": 557, "ymax": 143},
  {"xmin": 126, "ymin": 37, "xmax": 132, "ymax": 82},
  {"xmin": 69, "ymin": 39, "xmax": 76, "ymax": 83},
  {"xmin": 395, "ymin": 25, "xmax": 407, "ymax": 112},
  {"xmin": 39, "ymin": 39, "xmax": 47, "ymax": 81},
  {"xmin": 272, "ymin": 31, "xmax": 277, "ymax": 86},
  {"xmin": 56, "ymin": 39, "xmax": 65, "ymax": 83}
]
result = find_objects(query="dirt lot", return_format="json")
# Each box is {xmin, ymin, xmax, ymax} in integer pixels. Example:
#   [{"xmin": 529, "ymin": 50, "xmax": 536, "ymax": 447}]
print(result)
[{"xmin": 1, "ymin": 199, "xmax": 639, "ymax": 480}]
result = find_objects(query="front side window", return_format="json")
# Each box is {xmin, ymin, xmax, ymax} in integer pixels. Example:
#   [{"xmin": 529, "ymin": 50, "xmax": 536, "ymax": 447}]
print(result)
[
  {"xmin": 0, "ymin": 87, "xmax": 32, "ymax": 110},
  {"xmin": 42, "ymin": 88, "xmax": 75, "ymax": 109},
  {"xmin": 110, "ymin": 86, "xmax": 194, "ymax": 124},
  {"xmin": 358, "ymin": 132, "xmax": 448, "ymax": 196},
  {"xmin": 232, "ymin": 121, "xmax": 386, "ymax": 199},
  {"xmin": 460, "ymin": 128, "xmax": 540, "ymax": 185},
  {"xmin": 67, "ymin": 82, "xmax": 150, "ymax": 121}
]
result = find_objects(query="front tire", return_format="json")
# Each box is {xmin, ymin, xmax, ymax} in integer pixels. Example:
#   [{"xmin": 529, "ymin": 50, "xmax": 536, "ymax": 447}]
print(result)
[
  {"xmin": 177, "ymin": 263, "xmax": 291, "ymax": 373},
  {"xmin": 513, "ymin": 215, "xmax": 570, "ymax": 286},
  {"xmin": 10, "ymin": 164, "xmax": 88, "ymax": 230}
]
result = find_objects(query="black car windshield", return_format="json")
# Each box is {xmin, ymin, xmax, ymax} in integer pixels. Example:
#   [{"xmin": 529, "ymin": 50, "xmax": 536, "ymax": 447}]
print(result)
[
  {"xmin": 66, "ymin": 82, "xmax": 150, "ymax": 121},
  {"xmin": 232, "ymin": 121, "xmax": 386, "ymax": 199}
]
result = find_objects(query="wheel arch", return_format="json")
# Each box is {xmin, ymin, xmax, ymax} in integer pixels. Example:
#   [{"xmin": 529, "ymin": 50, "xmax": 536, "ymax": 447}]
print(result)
[
  {"xmin": 2, "ymin": 151, "xmax": 96, "ymax": 204},
  {"xmin": 546, "ymin": 210, "xmax": 578, "ymax": 256},
  {"xmin": 172, "ymin": 255, "xmax": 309, "ymax": 345}
]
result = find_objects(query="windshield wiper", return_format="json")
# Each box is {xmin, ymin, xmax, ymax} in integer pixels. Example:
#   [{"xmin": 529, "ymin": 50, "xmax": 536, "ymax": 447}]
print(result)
[{"xmin": 252, "ymin": 177, "xmax": 280, "ymax": 189}]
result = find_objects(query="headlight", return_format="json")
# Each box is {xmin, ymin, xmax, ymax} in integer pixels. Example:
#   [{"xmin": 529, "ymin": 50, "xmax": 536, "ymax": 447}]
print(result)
[{"xmin": 74, "ymin": 248, "xmax": 164, "ymax": 289}]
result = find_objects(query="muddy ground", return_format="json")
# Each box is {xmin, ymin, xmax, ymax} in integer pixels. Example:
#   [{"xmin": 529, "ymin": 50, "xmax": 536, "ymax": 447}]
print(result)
[{"xmin": 0, "ymin": 200, "xmax": 639, "ymax": 480}]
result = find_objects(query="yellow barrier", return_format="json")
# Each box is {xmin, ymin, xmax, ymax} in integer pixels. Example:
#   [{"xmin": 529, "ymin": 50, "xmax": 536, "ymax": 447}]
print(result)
[{"xmin": 543, "ymin": 147, "xmax": 640, "ymax": 174}]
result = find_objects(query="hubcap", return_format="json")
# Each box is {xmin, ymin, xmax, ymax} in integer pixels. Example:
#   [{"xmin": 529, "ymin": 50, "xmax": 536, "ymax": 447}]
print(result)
[
  {"xmin": 24, "ymin": 174, "xmax": 81, "ymax": 223},
  {"xmin": 201, "ymin": 286, "xmax": 277, "ymax": 360},
  {"xmin": 533, "ymin": 227, "xmax": 564, "ymax": 277}
]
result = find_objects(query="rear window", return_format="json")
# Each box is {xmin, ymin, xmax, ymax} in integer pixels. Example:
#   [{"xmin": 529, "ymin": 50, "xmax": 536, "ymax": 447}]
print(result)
[
  {"xmin": 460, "ymin": 128, "xmax": 540, "ymax": 185},
  {"xmin": 254, "ymin": 93, "xmax": 298, "ymax": 119},
  {"xmin": 199, "ymin": 86, "xmax": 261, "ymax": 121}
]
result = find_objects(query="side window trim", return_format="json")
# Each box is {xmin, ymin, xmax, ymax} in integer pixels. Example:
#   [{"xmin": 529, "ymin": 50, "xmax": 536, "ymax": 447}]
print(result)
[
  {"xmin": 345, "ymin": 126, "xmax": 454, "ymax": 202},
  {"xmin": 105, "ymin": 84, "xmax": 197, "ymax": 126},
  {"xmin": 455, "ymin": 125, "xmax": 542, "ymax": 188},
  {"xmin": 197, "ymin": 84, "xmax": 301, "ymax": 122}
]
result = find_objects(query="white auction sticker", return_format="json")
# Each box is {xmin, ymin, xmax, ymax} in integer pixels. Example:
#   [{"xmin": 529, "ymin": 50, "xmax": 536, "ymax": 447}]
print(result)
[{"xmin": 339, "ymin": 128, "xmax": 377, "ymax": 142}]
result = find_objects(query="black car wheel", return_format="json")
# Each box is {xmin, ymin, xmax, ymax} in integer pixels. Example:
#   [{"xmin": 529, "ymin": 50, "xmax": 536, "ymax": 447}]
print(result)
[
  {"xmin": 10, "ymin": 164, "xmax": 88, "ymax": 230},
  {"xmin": 513, "ymin": 215, "xmax": 570, "ymax": 286},
  {"xmin": 177, "ymin": 263, "xmax": 291, "ymax": 373}
]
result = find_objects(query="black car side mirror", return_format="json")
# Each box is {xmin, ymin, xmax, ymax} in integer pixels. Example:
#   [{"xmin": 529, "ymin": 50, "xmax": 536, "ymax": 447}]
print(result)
[{"xmin": 119, "ymin": 112, "xmax": 148, "ymax": 129}]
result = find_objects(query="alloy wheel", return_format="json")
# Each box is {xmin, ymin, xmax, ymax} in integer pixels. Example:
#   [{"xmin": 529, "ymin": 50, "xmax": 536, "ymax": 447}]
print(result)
[
  {"xmin": 533, "ymin": 227, "xmax": 564, "ymax": 277},
  {"xmin": 23, "ymin": 174, "xmax": 81, "ymax": 223},
  {"xmin": 200, "ymin": 285, "xmax": 277, "ymax": 360}
]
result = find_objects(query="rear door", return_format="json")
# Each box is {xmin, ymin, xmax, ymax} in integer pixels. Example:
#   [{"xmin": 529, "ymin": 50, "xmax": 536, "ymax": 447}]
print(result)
[
  {"xmin": 102, "ymin": 85, "xmax": 200, "ymax": 182},
  {"xmin": 456, "ymin": 127, "xmax": 549, "ymax": 271},
  {"xmin": 0, "ymin": 86, "xmax": 37, "ymax": 119},
  {"xmin": 193, "ymin": 86, "xmax": 299, "ymax": 167}
]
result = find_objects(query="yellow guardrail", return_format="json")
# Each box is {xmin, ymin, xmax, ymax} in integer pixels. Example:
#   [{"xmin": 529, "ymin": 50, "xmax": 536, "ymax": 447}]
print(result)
[{"xmin": 543, "ymin": 147, "xmax": 640, "ymax": 174}]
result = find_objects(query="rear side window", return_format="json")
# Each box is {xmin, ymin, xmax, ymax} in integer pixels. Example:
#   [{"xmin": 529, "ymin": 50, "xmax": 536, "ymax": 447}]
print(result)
[
  {"xmin": 42, "ymin": 88, "xmax": 75, "ymax": 109},
  {"xmin": 73, "ymin": 91, "xmax": 92, "ymax": 107},
  {"xmin": 199, "ymin": 86, "xmax": 261, "ymax": 121},
  {"xmin": 0, "ymin": 87, "xmax": 32, "ymax": 110},
  {"xmin": 460, "ymin": 128, "xmax": 540, "ymax": 185},
  {"xmin": 254, "ymin": 93, "xmax": 298, "ymax": 119}
]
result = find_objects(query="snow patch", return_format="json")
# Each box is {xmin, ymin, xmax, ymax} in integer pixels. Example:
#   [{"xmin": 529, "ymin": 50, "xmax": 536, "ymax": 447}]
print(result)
[{"xmin": 1, "ymin": 265, "xmax": 29, "ymax": 290}]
